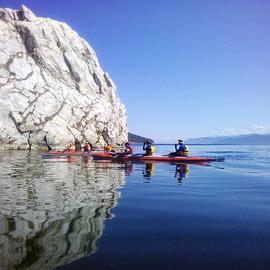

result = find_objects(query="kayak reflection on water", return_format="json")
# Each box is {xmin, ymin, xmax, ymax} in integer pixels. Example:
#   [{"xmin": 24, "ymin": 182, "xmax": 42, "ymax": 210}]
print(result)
[{"xmin": 142, "ymin": 162, "xmax": 190, "ymax": 185}]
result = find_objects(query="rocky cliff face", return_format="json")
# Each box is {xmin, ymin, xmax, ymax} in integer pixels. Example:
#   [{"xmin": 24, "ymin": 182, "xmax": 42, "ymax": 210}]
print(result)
[{"xmin": 0, "ymin": 5, "xmax": 128, "ymax": 149}]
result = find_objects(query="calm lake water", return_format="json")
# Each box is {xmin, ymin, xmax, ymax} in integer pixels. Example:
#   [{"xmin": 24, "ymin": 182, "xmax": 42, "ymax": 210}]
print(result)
[{"xmin": 0, "ymin": 145, "xmax": 270, "ymax": 270}]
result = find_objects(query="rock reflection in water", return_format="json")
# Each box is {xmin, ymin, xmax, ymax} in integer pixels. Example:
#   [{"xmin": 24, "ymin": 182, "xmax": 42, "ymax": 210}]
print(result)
[{"xmin": 0, "ymin": 150, "xmax": 126, "ymax": 270}]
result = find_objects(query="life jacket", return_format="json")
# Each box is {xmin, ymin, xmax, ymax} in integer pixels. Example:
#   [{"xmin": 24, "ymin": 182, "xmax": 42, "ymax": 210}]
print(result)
[
  {"xmin": 67, "ymin": 144, "xmax": 76, "ymax": 151},
  {"xmin": 126, "ymin": 146, "xmax": 133, "ymax": 154},
  {"xmin": 83, "ymin": 145, "xmax": 91, "ymax": 151},
  {"xmin": 180, "ymin": 145, "xmax": 189, "ymax": 156},
  {"xmin": 144, "ymin": 144, "xmax": 154, "ymax": 156},
  {"xmin": 104, "ymin": 145, "xmax": 113, "ymax": 151},
  {"xmin": 177, "ymin": 144, "xmax": 189, "ymax": 156}
]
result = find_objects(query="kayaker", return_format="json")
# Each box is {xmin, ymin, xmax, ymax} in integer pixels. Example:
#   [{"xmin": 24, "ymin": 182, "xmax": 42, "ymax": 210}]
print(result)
[
  {"xmin": 104, "ymin": 144, "xmax": 115, "ymax": 152},
  {"xmin": 65, "ymin": 143, "xmax": 76, "ymax": 152},
  {"xmin": 75, "ymin": 138, "xmax": 82, "ymax": 151},
  {"xmin": 83, "ymin": 143, "xmax": 92, "ymax": 152},
  {"xmin": 124, "ymin": 142, "xmax": 133, "ymax": 155},
  {"xmin": 143, "ymin": 141, "xmax": 155, "ymax": 156},
  {"xmin": 170, "ymin": 139, "xmax": 189, "ymax": 156},
  {"xmin": 113, "ymin": 142, "xmax": 133, "ymax": 158}
]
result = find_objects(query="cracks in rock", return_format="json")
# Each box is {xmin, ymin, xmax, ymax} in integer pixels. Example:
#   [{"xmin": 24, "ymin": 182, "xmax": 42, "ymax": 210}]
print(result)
[
  {"xmin": 15, "ymin": 24, "xmax": 37, "ymax": 54},
  {"xmin": 27, "ymin": 131, "xmax": 32, "ymax": 150},
  {"xmin": 1, "ymin": 52, "xmax": 34, "ymax": 87},
  {"xmin": 7, "ymin": 136, "xmax": 16, "ymax": 144},
  {"xmin": 15, "ymin": 23, "xmax": 69, "ymax": 86},
  {"xmin": 9, "ymin": 112, "xmax": 28, "ymax": 134},
  {"xmin": 42, "ymin": 28, "xmax": 46, "ymax": 38},
  {"xmin": 68, "ymin": 100, "xmax": 104, "ymax": 143},
  {"xmin": 27, "ymin": 86, "xmax": 49, "ymax": 107},
  {"xmin": 70, "ymin": 109, "xmax": 90, "ymax": 142},
  {"xmin": 93, "ymin": 72, "xmax": 103, "ymax": 94},
  {"xmin": 32, "ymin": 53, "xmax": 60, "ymax": 80},
  {"xmin": 0, "ymin": 54, "xmax": 15, "ymax": 86},
  {"xmin": 43, "ymin": 132, "xmax": 52, "ymax": 151},
  {"xmin": 8, "ymin": 89, "xmax": 66, "ymax": 146},
  {"xmin": 20, "ymin": 70, "xmax": 33, "ymax": 81},
  {"xmin": 63, "ymin": 52, "xmax": 81, "ymax": 83},
  {"xmin": 103, "ymin": 73, "xmax": 113, "ymax": 88},
  {"xmin": 101, "ymin": 128, "xmax": 109, "ymax": 144},
  {"xmin": 43, "ymin": 99, "xmax": 66, "ymax": 123},
  {"xmin": 9, "ymin": 111, "xmax": 43, "ymax": 149}
]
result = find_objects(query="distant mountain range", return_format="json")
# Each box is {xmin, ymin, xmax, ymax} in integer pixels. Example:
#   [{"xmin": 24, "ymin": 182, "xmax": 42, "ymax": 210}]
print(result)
[
  {"xmin": 185, "ymin": 133, "xmax": 270, "ymax": 145},
  {"xmin": 128, "ymin": 133, "xmax": 154, "ymax": 143}
]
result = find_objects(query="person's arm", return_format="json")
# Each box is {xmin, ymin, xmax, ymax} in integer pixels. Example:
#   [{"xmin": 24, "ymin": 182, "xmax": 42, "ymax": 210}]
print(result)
[
  {"xmin": 143, "ymin": 142, "xmax": 146, "ymax": 150},
  {"xmin": 179, "ymin": 144, "xmax": 185, "ymax": 151}
]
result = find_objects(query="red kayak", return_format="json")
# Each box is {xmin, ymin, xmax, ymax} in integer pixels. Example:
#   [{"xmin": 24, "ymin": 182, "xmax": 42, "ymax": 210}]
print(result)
[
  {"xmin": 41, "ymin": 151, "xmax": 224, "ymax": 163},
  {"xmin": 91, "ymin": 152, "xmax": 225, "ymax": 163},
  {"xmin": 41, "ymin": 150, "xmax": 104, "ymax": 157}
]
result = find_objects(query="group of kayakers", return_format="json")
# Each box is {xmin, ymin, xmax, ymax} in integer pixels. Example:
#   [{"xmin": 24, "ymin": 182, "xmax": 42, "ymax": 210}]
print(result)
[
  {"xmin": 65, "ymin": 142, "xmax": 93, "ymax": 152},
  {"xmin": 64, "ymin": 139, "xmax": 189, "ymax": 157},
  {"xmin": 141, "ymin": 139, "xmax": 189, "ymax": 157}
]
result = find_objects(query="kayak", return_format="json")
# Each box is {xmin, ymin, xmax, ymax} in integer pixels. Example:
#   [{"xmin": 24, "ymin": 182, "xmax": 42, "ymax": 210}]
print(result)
[
  {"xmin": 41, "ymin": 150, "xmax": 103, "ymax": 157},
  {"xmin": 41, "ymin": 151, "xmax": 225, "ymax": 163},
  {"xmin": 91, "ymin": 152, "xmax": 225, "ymax": 163}
]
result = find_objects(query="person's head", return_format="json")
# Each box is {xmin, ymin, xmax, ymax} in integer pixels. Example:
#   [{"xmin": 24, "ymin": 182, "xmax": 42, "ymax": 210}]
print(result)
[
  {"xmin": 125, "ymin": 142, "xmax": 130, "ymax": 147},
  {"xmin": 178, "ymin": 139, "xmax": 183, "ymax": 144}
]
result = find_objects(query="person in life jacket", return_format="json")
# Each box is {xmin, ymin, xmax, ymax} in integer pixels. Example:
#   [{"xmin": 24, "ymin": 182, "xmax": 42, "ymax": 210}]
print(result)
[
  {"xmin": 65, "ymin": 143, "xmax": 76, "ymax": 152},
  {"xmin": 123, "ymin": 142, "xmax": 133, "ymax": 155},
  {"xmin": 104, "ymin": 144, "xmax": 112, "ymax": 152},
  {"xmin": 113, "ymin": 142, "xmax": 133, "ymax": 158},
  {"xmin": 143, "ymin": 141, "xmax": 155, "ymax": 156},
  {"xmin": 170, "ymin": 139, "xmax": 189, "ymax": 156},
  {"xmin": 104, "ymin": 144, "xmax": 114, "ymax": 152},
  {"xmin": 83, "ymin": 143, "xmax": 92, "ymax": 152}
]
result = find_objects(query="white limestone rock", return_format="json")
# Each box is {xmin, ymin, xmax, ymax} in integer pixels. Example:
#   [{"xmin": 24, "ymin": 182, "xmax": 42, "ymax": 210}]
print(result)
[{"xmin": 0, "ymin": 6, "xmax": 128, "ymax": 149}]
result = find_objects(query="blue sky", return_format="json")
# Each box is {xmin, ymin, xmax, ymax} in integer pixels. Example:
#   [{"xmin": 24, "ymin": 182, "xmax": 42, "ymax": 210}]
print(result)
[{"xmin": 2, "ymin": 0, "xmax": 270, "ymax": 142}]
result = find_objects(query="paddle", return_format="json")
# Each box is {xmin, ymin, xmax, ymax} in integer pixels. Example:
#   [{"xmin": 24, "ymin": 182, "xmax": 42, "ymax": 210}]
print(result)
[{"xmin": 162, "ymin": 154, "xmax": 175, "ymax": 158}]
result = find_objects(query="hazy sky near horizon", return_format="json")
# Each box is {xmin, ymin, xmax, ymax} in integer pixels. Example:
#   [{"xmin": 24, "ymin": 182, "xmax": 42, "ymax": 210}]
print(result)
[{"xmin": 2, "ymin": 0, "xmax": 270, "ymax": 142}]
